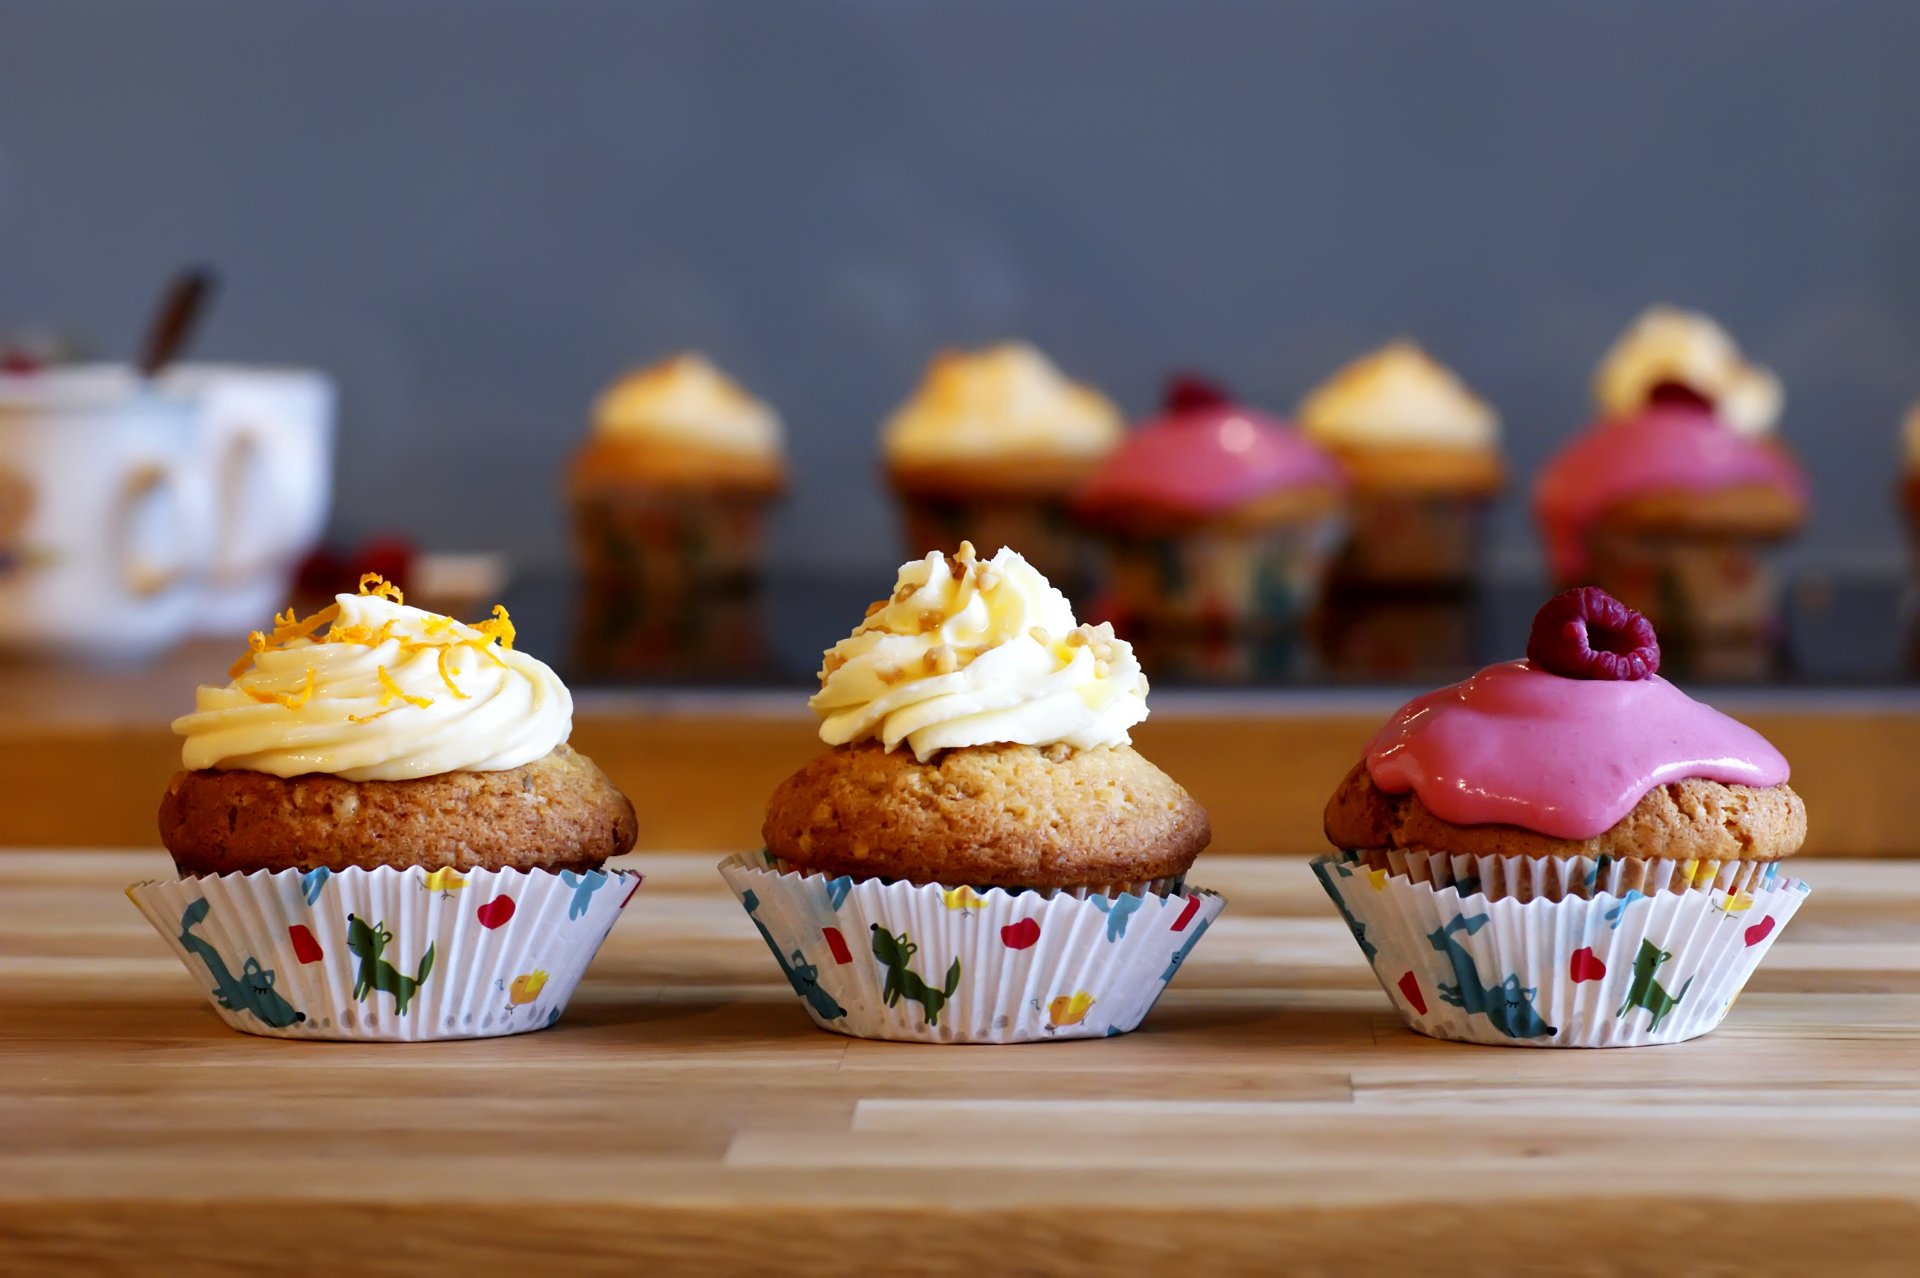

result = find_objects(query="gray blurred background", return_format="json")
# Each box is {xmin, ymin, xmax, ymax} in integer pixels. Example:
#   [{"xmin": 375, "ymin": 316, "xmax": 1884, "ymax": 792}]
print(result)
[{"xmin": 3, "ymin": 0, "xmax": 1917, "ymax": 582}]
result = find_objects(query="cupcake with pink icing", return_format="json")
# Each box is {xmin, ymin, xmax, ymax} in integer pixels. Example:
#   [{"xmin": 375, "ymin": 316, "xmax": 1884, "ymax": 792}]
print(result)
[
  {"xmin": 1075, "ymin": 375, "xmax": 1346, "ymax": 634},
  {"xmin": 1536, "ymin": 308, "xmax": 1807, "ymax": 653},
  {"xmin": 1314, "ymin": 587, "xmax": 1811, "ymax": 1048}
]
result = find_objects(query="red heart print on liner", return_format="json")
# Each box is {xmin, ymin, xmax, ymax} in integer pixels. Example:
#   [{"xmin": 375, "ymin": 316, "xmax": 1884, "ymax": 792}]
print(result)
[
  {"xmin": 1396, "ymin": 971, "xmax": 1428, "ymax": 1016},
  {"xmin": 1568, "ymin": 947, "xmax": 1607, "ymax": 983},
  {"xmin": 476, "ymin": 895, "xmax": 516, "ymax": 930},
  {"xmin": 1000, "ymin": 918, "xmax": 1041, "ymax": 950},
  {"xmin": 287, "ymin": 924, "xmax": 324, "ymax": 965},
  {"xmin": 1744, "ymin": 915, "xmax": 1776, "ymax": 947},
  {"xmin": 821, "ymin": 926, "xmax": 852, "ymax": 965},
  {"xmin": 1170, "ymin": 896, "xmax": 1202, "ymax": 932}
]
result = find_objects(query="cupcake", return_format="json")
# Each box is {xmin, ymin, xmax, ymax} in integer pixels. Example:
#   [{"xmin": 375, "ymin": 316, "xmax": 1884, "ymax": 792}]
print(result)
[
  {"xmin": 1314, "ymin": 586, "xmax": 1811, "ymax": 1048},
  {"xmin": 1902, "ymin": 402, "xmax": 1920, "ymax": 576},
  {"xmin": 129, "ymin": 575, "xmax": 642, "ymax": 1040},
  {"xmin": 1537, "ymin": 308, "xmax": 1807, "ymax": 654},
  {"xmin": 567, "ymin": 354, "xmax": 784, "ymax": 673},
  {"xmin": 882, "ymin": 344, "xmax": 1122, "ymax": 598},
  {"xmin": 1298, "ymin": 341, "xmax": 1504, "ymax": 591},
  {"xmin": 719, "ymin": 541, "xmax": 1225, "ymax": 1043},
  {"xmin": 1076, "ymin": 375, "xmax": 1346, "ymax": 634}
]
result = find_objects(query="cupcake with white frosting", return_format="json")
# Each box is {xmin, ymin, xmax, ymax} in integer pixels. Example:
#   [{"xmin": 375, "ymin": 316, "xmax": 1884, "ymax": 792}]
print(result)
[
  {"xmin": 883, "ymin": 344, "xmax": 1121, "ymax": 598},
  {"xmin": 1299, "ymin": 341, "xmax": 1504, "ymax": 591},
  {"xmin": 130, "ymin": 575, "xmax": 642, "ymax": 1041},
  {"xmin": 567, "ymin": 354, "xmax": 785, "ymax": 672},
  {"xmin": 720, "ymin": 542, "xmax": 1226, "ymax": 1044}
]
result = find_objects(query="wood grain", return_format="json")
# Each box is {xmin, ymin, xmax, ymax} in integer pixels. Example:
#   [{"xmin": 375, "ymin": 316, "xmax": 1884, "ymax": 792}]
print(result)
[{"xmin": 0, "ymin": 850, "xmax": 1915, "ymax": 1275}]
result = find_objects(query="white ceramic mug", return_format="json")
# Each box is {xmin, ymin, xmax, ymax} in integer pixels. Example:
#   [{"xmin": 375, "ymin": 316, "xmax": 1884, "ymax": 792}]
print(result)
[
  {"xmin": 160, "ymin": 364, "xmax": 335, "ymax": 634},
  {"xmin": 0, "ymin": 366, "xmax": 214, "ymax": 662}
]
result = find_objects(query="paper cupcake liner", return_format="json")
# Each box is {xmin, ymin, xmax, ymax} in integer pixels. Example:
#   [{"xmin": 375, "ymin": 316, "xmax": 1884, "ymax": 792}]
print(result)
[
  {"xmin": 719, "ymin": 851, "xmax": 1226, "ymax": 1044},
  {"xmin": 1097, "ymin": 516, "xmax": 1344, "ymax": 632},
  {"xmin": 1312, "ymin": 851, "xmax": 1810, "ymax": 1048},
  {"xmin": 766, "ymin": 856, "xmax": 1186, "ymax": 901},
  {"xmin": 1354, "ymin": 848, "xmax": 1784, "ymax": 903},
  {"xmin": 127, "ymin": 865, "xmax": 644, "ymax": 1041},
  {"xmin": 1335, "ymin": 492, "xmax": 1488, "ymax": 589}
]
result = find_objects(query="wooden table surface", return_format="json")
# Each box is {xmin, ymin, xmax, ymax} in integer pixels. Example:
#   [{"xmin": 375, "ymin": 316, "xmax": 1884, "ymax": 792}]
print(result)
[{"xmin": 3, "ymin": 851, "xmax": 1917, "ymax": 1275}]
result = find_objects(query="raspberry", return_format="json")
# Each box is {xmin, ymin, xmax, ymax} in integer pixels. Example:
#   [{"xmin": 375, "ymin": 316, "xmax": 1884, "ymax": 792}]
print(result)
[
  {"xmin": 1162, "ymin": 372, "xmax": 1233, "ymax": 415},
  {"xmin": 1645, "ymin": 380, "xmax": 1715, "ymax": 413},
  {"xmin": 1526, "ymin": 587, "xmax": 1660, "ymax": 681}
]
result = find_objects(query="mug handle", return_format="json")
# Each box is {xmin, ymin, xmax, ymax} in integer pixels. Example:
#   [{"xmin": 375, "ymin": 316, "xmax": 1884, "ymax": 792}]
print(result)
[
  {"xmin": 211, "ymin": 423, "xmax": 296, "ymax": 586},
  {"xmin": 111, "ymin": 460, "xmax": 199, "ymax": 599}
]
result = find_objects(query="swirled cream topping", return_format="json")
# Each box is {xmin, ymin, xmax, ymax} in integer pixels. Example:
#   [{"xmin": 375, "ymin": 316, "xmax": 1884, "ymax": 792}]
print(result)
[
  {"xmin": 810, "ymin": 543, "xmax": 1148, "ymax": 761},
  {"xmin": 1298, "ymin": 341, "xmax": 1499, "ymax": 450},
  {"xmin": 1904, "ymin": 401, "xmax": 1920, "ymax": 470},
  {"xmin": 1595, "ymin": 306, "xmax": 1782, "ymax": 437},
  {"xmin": 593, "ymin": 354, "xmax": 782, "ymax": 456},
  {"xmin": 882, "ymin": 344, "xmax": 1122, "ymax": 464},
  {"xmin": 174, "ymin": 577, "xmax": 571, "ymax": 781}
]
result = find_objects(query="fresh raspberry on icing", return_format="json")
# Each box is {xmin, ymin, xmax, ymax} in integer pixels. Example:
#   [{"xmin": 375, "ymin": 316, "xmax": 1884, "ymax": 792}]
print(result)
[
  {"xmin": 1526, "ymin": 587, "xmax": 1660, "ymax": 681},
  {"xmin": 1162, "ymin": 372, "xmax": 1234, "ymax": 415}
]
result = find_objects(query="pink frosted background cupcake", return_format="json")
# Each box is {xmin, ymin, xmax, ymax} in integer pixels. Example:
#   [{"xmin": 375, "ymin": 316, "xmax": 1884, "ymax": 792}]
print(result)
[
  {"xmin": 1075, "ymin": 376, "xmax": 1346, "ymax": 634},
  {"xmin": 1535, "ymin": 308, "xmax": 1807, "ymax": 653}
]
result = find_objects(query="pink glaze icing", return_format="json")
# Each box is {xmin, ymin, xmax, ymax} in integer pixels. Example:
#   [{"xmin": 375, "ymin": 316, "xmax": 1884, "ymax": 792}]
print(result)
[
  {"xmin": 1363, "ymin": 659, "xmax": 1790, "ymax": 841},
  {"xmin": 1534, "ymin": 406, "xmax": 1807, "ymax": 581},
  {"xmin": 1076, "ymin": 403, "xmax": 1345, "ymax": 519}
]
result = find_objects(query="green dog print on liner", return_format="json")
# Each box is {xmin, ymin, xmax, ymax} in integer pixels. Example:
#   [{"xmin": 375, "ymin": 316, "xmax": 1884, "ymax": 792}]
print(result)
[
  {"xmin": 346, "ymin": 914, "xmax": 437, "ymax": 1016},
  {"xmin": 870, "ymin": 925, "xmax": 961, "ymax": 1028},
  {"xmin": 1617, "ymin": 938, "xmax": 1693, "ymax": 1032},
  {"xmin": 177, "ymin": 899, "xmax": 306, "ymax": 1029}
]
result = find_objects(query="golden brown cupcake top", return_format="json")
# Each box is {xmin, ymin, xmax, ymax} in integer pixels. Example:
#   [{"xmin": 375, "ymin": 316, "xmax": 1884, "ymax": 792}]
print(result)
[
  {"xmin": 1298, "ymin": 341, "xmax": 1499, "ymax": 454},
  {"xmin": 882, "ymin": 343, "xmax": 1122, "ymax": 467},
  {"xmin": 592, "ymin": 354, "xmax": 783, "ymax": 460}
]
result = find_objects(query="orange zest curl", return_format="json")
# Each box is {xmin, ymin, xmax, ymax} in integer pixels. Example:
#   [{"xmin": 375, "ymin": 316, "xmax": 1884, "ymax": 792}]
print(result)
[
  {"xmin": 223, "ymin": 573, "xmax": 518, "ymax": 686},
  {"xmin": 377, "ymin": 665, "xmax": 434, "ymax": 710},
  {"xmin": 243, "ymin": 665, "xmax": 317, "ymax": 710},
  {"xmin": 358, "ymin": 573, "xmax": 405, "ymax": 605}
]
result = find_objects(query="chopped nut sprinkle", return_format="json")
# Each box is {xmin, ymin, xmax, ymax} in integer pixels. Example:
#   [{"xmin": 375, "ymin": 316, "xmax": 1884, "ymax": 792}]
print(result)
[{"xmin": 924, "ymin": 645, "xmax": 958, "ymax": 674}]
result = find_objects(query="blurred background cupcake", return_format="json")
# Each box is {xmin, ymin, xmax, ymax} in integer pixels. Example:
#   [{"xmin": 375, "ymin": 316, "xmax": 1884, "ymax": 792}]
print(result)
[
  {"xmin": 1298, "ymin": 341, "xmax": 1504, "ymax": 593},
  {"xmin": 1075, "ymin": 376, "xmax": 1346, "ymax": 637},
  {"xmin": 566, "ymin": 354, "xmax": 785, "ymax": 675},
  {"xmin": 1535, "ymin": 308, "xmax": 1807, "ymax": 665},
  {"xmin": 881, "ymin": 343, "xmax": 1121, "ymax": 601}
]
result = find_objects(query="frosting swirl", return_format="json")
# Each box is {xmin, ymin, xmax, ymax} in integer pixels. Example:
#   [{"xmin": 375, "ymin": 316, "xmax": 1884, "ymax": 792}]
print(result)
[
  {"xmin": 593, "ymin": 354, "xmax": 782, "ymax": 457},
  {"xmin": 1595, "ymin": 306, "xmax": 1782, "ymax": 438},
  {"xmin": 882, "ymin": 344, "xmax": 1122, "ymax": 464},
  {"xmin": 174, "ymin": 580, "xmax": 571, "ymax": 781},
  {"xmin": 810, "ymin": 544, "xmax": 1148, "ymax": 761},
  {"xmin": 1298, "ymin": 342, "xmax": 1499, "ymax": 450}
]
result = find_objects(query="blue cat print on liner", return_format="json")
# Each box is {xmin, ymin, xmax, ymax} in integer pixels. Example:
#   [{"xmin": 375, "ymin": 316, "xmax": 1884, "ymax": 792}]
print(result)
[
  {"xmin": 558, "ymin": 870, "xmax": 608, "ymax": 921},
  {"xmin": 1428, "ymin": 914, "xmax": 1557, "ymax": 1040},
  {"xmin": 177, "ymin": 898, "xmax": 306, "ymax": 1029},
  {"xmin": 741, "ymin": 889, "xmax": 845, "ymax": 1021},
  {"xmin": 1089, "ymin": 891, "xmax": 1145, "ymax": 942},
  {"xmin": 1310, "ymin": 858, "xmax": 1377, "ymax": 962}
]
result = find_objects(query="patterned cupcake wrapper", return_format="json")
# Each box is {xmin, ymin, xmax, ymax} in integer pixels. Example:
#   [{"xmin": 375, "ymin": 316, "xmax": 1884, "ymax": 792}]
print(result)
[
  {"xmin": 766, "ymin": 856, "xmax": 1186, "ymax": 901},
  {"xmin": 1312, "ymin": 851, "xmax": 1810, "ymax": 1048},
  {"xmin": 1354, "ymin": 848, "xmax": 1785, "ymax": 903},
  {"xmin": 126, "ymin": 865, "xmax": 643, "ymax": 1042},
  {"xmin": 719, "ymin": 851, "xmax": 1226, "ymax": 1044}
]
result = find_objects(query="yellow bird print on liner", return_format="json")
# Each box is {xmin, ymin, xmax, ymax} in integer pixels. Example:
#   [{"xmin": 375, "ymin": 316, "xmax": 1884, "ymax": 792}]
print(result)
[
  {"xmin": 1040, "ymin": 991, "xmax": 1096, "ymax": 1032},
  {"xmin": 499, "ymin": 970, "xmax": 549, "ymax": 1018},
  {"xmin": 421, "ymin": 868, "xmax": 468, "ymax": 898},
  {"xmin": 942, "ymin": 886, "xmax": 989, "ymax": 915}
]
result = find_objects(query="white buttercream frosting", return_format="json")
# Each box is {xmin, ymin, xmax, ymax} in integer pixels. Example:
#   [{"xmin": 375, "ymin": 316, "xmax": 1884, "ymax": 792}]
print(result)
[
  {"xmin": 882, "ymin": 344, "xmax": 1122, "ymax": 464},
  {"xmin": 593, "ymin": 354, "xmax": 782, "ymax": 456},
  {"xmin": 175, "ymin": 584, "xmax": 571, "ymax": 781},
  {"xmin": 1298, "ymin": 341, "xmax": 1499, "ymax": 450},
  {"xmin": 1595, "ymin": 306, "xmax": 1783, "ymax": 438},
  {"xmin": 810, "ymin": 544, "xmax": 1148, "ymax": 762}
]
